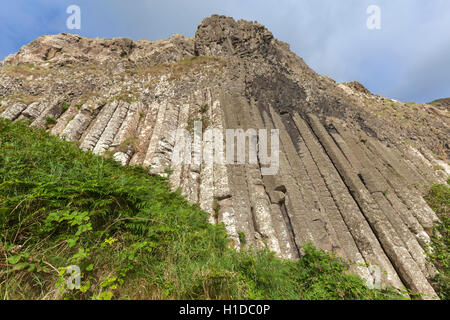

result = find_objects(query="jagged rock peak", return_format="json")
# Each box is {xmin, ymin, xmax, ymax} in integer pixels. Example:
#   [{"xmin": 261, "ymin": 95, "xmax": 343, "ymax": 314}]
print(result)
[
  {"xmin": 1, "ymin": 32, "xmax": 195, "ymax": 68},
  {"xmin": 341, "ymin": 81, "xmax": 372, "ymax": 95},
  {"xmin": 194, "ymin": 15, "xmax": 281, "ymax": 59},
  {"xmin": 2, "ymin": 15, "xmax": 296, "ymax": 69}
]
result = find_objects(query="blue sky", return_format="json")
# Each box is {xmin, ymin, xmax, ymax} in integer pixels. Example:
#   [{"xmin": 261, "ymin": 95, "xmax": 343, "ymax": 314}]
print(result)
[{"xmin": 1, "ymin": 0, "xmax": 449, "ymax": 103}]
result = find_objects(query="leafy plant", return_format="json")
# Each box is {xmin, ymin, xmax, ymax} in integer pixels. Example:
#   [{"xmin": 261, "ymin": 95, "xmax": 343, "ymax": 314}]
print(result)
[
  {"xmin": 61, "ymin": 102, "xmax": 70, "ymax": 112},
  {"xmin": 45, "ymin": 117, "xmax": 57, "ymax": 126},
  {"xmin": 424, "ymin": 181, "xmax": 450, "ymax": 299}
]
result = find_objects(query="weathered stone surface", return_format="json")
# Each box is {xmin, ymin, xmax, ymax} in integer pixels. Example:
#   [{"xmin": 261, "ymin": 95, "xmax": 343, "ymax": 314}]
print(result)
[
  {"xmin": 294, "ymin": 113, "xmax": 400, "ymax": 288},
  {"xmin": 142, "ymin": 103, "xmax": 167, "ymax": 168},
  {"xmin": 1, "ymin": 102, "xmax": 28, "ymax": 121},
  {"xmin": 169, "ymin": 103, "xmax": 190, "ymax": 190},
  {"xmin": 31, "ymin": 101, "xmax": 64, "ymax": 128},
  {"xmin": 195, "ymin": 15, "xmax": 276, "ymax": 59},
  {"xmin": 51, "ymin": 105, "xmax": 79, "ymax": 136},
  {"xmin": 61, "ymin": 107, "xmax": 96, "ymax": 142},
  {"xmin": 93, "ymin": 102, "xmax": 130, "ymax": 155},
  {"xmin": 270, "ymin": 107, "xmax": 337, "ymax": 254},
  {"xmin": 80, "ymin": 101, "xmax": 119, "ymax": 151},
  {"xmin": 307, "ymin": 113, "xmax": 438, "ymax": 299},
  {"xmin": 129, "ymin": 102, "xmax": 159, "ymax": 166},
  {"xmin": 109, "ymin": 101, "xmax": 142, "ymax": 165},
  {"xmin": 19, "ymin": 102, "xmax": 44, "ymax": 120},
  {"xmin": 331, "ymin": 123, "xmax": 433, "ymax": 253}
]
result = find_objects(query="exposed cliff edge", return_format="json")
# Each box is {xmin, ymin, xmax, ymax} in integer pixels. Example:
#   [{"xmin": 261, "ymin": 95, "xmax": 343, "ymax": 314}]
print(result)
[{"xmin": 1, "ymin": 15, "xmax": 449, "ymax": 299}]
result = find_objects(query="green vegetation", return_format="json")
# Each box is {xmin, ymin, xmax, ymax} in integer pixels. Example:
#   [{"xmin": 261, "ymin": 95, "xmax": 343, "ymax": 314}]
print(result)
[
  {"xmin": 61, "ymin": 102, "xmax": 70, "ymax": 112},
  {"xmin": 117, "ymin": 136, "xmax": 139, "ymax": 154},
  {"xmin": 199, "ymin": 104, "xmax": 209, "ymax": 114},
  {"xmin": 3, "ymin": 63, "xmax": 48, "ymax": 78},
  {"xmin": 186, "ymin": 116, "xmax": 210, "ymax": 132},
  {"xmin": 238, "ymin": 231, "xmax": 247, "ymax": 246},
  {"xmin": 0, "ymin": 119, "xmax": 403, "ymax": 300},
  {"xmin": 404, "ymin": 102, "xmax": 421, "ymax": 108},
  {"xmin": 4, "ymin": 92, "xmax": 39, "ymax": 106},
  {"xmin": 429, "ymin": 98, "xmax": 450, "ymax": 108},
  {"xmin": 424, "ymin": 179, "xmax": 450, "ymax": 300},
  {"xmin": 45, "ymin": 117, "xmax": 57, "ymax": 126},
  {"xmin": 131, "ymin": 56, "xmax": 225, "ymax": 81},
  {"xmin": 212, "ymin": 198, "xmax": 220, "ymax": 220}
]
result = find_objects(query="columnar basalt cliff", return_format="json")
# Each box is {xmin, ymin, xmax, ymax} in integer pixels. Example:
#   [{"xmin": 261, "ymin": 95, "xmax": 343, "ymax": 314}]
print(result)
[{"xmin": 1, "ymin": 15, "xmax": 449, "ymax": 299}]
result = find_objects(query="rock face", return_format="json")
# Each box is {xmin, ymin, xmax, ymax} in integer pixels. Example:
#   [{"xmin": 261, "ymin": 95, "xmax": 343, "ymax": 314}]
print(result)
[
  {"xmin": 1, "ymin": 15, "xmax": 449, "ymax": 299},
  {"xmin": 430, "ymin": 98, "xmax": 450, "ymax": 110}
]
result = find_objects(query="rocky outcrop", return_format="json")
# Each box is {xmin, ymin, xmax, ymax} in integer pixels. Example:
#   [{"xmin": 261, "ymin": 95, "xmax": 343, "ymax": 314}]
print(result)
[
  {"xmin": 1, "ymin": 15, "xmax": 448, "ymax": 299},
  {"xmin": 429, "ymin": 98, "xmax": 450, "ymax": 110}
]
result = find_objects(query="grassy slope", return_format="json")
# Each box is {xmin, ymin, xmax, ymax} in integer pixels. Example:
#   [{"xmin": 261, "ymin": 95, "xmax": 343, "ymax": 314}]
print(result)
[
  {"xmin": 424, "ymin": 180, "xmax": 450, "ymax": 299},
  {"xmin": 0, "ymin": 118, "xmax": 404, "ymax": 300},
  {"xmin": 429, "ymin": 98, "xmax": 450, "ymax": 109}
]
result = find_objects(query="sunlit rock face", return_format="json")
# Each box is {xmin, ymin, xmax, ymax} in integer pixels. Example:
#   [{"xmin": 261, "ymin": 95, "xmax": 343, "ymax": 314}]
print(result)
[{"xmin": 1, "ymin": 14, "xmax": 449, "ymax": 299}]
